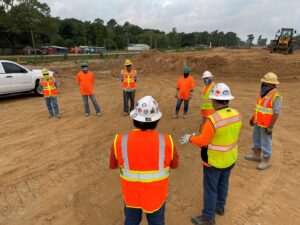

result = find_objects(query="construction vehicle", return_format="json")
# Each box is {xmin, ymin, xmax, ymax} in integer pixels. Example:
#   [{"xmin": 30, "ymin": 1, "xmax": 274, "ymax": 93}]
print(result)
[{"xmin": 270, "ymin": 28, "xmax": 296, "ymax": 54}]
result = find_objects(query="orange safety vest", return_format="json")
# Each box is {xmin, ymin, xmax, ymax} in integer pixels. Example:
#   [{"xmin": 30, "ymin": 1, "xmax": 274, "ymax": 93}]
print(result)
[
  {"xmin": 114, "ymin": 130, "xmax": 174, "ymax": 213},
  {"xmin": 40, "ymin": 77, "xmax": 57, "ymax": 97},
  {"xmin": 253, "ymin": 89, "xmax": 282, "ymax": 128},
  {"xmin": 121, "ymin": 69, "xmax": 136, "ymax": 90}
]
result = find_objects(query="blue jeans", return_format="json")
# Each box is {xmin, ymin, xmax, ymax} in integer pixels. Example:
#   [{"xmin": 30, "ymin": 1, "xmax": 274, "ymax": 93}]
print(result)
[
  {"xmin": 175, "ymin": 99, "xmax": 189, "ymax": 113},
  {"xmin": 202, "ymin": 165, "xmax": 234, "ymax": 221},
  {"xmin": 124, "ymin": 203, "xmax": 165, "ymax": 225},
  {"xmin": 252, "ymin": 124, "xmax": 272, "ymax": 157},
  {"xmin": 45, "ymin": 96, "xmax": 60, "ymax": 115},
  {"xmin": 82, "ymin": 95, "xmax": 101, "ymax": 114}
]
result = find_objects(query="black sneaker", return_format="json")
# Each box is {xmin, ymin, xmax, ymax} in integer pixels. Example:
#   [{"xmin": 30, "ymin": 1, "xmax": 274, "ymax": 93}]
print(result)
[
  {"xmin": 215, "ymin": 207, "xmax": 224, "ymax": 216},
  {"xmin": 191, "ymin": 215, "xmax": 215, "ymax": 225}
]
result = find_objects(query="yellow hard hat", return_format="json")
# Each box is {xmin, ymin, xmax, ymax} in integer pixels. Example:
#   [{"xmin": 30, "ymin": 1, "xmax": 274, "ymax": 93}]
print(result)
[
  {"xmin": 42, "ymin": 68, "xmax": 49, "ymax": 75},
  {"xmin": 261, "ymin": 72, "xmax": 279, "ymax": 84},
  {"xmin": 124, "ymin": 59, "xmax": 132, "ymax": 66}
]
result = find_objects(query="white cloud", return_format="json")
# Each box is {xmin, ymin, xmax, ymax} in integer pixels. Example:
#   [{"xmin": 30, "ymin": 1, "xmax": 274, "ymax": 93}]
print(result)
[{"xmin": 40, "ymin": 0, "xmax": 300, "ymax": 41}]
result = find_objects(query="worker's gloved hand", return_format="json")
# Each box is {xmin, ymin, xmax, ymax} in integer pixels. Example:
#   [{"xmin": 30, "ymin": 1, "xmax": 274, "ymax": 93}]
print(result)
[
  {"xmin": 249, "ymin": 118, "xmax": 254, "ymax": 126},
  {"xmin": 179, "ymin": 133, "xmax": 195, "ymax": 145},
  {"xmin": 175, "ymin": 92, "xmax": 178, "ymax": 99},
  {"xmin": 265, "ymin": 127, "xmax": 273, "ymax": 135},
  {"xmin": 188, "ymin": 95, "xmax": 193, "ymax": 100}
]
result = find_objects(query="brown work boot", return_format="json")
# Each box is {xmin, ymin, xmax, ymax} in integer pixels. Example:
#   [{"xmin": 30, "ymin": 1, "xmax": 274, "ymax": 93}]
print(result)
[
  {"xmin": 215, "ymin": 207, "xmax": 224, "ymax": 216},
  {"xmin": 244, "ymin": 148, "xmax": 262, "ymax": 162},
  {"xmin": 182, "ymin": 113, "xmax": 187, "ymax": 119},
  {"xmin": 257, "ymin": 157, "xmax": 270, "ymax": 170},
  {"xmin": 191, "ymin": 215, "xmax": 215, "ymax": 225},
  {"xmin": 172, "ymin": 112, "xmax": 179, "ymax": 119}
]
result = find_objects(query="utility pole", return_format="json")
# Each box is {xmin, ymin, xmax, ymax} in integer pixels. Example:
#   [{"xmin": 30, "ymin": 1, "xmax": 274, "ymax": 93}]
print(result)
[{"xmin": 30, "ymin": 29, "xmax": 36, "ymax": 60}]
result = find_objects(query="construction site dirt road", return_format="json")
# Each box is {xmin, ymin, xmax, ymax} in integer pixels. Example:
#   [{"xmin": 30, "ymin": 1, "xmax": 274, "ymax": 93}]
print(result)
[{"xmin": 0, "ymin": 48, "xmax": 299, "ymax": 225}]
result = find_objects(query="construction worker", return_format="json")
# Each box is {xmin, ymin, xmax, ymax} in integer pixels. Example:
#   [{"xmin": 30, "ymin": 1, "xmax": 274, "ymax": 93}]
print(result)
[
  {"xmin": 200, "ymin": 71, "xmax": 215, "ymax": 123},
  {"xmin": 245, "ymin": 72, "xmax": 282, "ymax": 170},
  {"xmin": 180, "ymin": 83, "xmax": 242, "ymax": 225},
  {"xmin": 109, "ymin": 96, "xmax": 179, "ymax": 225},
  {"xmin": 76, "ymin": 62, "xmax": 102, "ymax": 117},
  {"xmin": 120, "ymin": 59, "xmax": 137, "ymax": 116},
  {"xmin": 39, "ymin": 69, "xmax": 61, "ymax": 118},
  {"xmin": 173, "ymin": 66, "xmax": 195, "ymax": 119}
]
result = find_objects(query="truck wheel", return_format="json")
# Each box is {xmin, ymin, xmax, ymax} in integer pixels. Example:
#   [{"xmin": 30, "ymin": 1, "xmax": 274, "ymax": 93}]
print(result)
[{"xmin": 34, "ymin": 80, "xmax": 43, "ymax": 97}]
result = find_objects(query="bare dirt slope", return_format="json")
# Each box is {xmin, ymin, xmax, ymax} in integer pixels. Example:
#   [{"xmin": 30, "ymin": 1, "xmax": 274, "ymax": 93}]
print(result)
[{"xmin": 0, "ymin": 48, "xmax": 300, "ymax": 225}]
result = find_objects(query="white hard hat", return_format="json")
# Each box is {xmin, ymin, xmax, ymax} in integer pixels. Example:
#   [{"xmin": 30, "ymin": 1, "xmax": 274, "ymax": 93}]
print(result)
[
  {"xmin": 202, "ymin": 71, "xmax": 213, "ymax": 79},
  {"xmin": 130, "ymin": 96, "xmax": 162, "ymax": 122},
  {"xmin": 209, "ymin": 83, "xmax": 234, "ymax": 100}
]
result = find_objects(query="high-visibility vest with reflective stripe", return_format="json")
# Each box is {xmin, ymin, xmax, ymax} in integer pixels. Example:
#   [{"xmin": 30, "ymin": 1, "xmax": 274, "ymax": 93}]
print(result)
[
  {"xmin": 253, "ymin": 89, "xmax": 282, "ymax": 128},
  {"xmin": 207, "ymin": 107, "xmax": 242, "ymax": 168},
  {"xmin": 200, "ymin": 82, "xmax": 215, "ymax": 111},
  {"xmin": 40, "ymin": 77, "xmax": 57, "ymax": 97},
  {"xmin": 121, "ymin": 69, "xmax": 136, "ymax": 90},
  {"xmin": 114, "ymin": 130, "xmax": 174, "ymax": 213}
]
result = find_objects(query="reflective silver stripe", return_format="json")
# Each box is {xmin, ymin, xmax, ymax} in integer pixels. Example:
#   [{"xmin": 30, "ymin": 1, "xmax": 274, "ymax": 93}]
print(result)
[
  {"xmin": 159, "ymin": 134, "xmax": 165, "ymax": 171},
  {"xmin": 256, "ymin": 105, "xmax": 273, "ymax": 113},
  {"xmin": 263, "ymin": 90, "xmax": 276, "ymax": 108},
  {"xmin": 121, "ymin": 133, "xmax": 168, "ymax": 181},
  {"xmin": 212, "ymin": 112, "xmax": 221, "ymax": 122},
  {"xmin": 208, "ymin": 142, "xmax": 237, "ymax": 152},
  {"xmin": 121, "ymin": 168, "xmax": 170, "ymax": 181},
  {"xmin": 122, "ymin": 134, "xmax": 129, "ymax": 171},
  {"xmin": 213, "ymin": 115, "xmax": 242, "ymax": 129}
]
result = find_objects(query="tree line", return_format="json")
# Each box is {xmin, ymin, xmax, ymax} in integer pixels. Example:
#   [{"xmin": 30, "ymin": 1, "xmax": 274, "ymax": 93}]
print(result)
[{"xmin": 1, "ymin": 0, "xmax": 299, "ymax": 54}]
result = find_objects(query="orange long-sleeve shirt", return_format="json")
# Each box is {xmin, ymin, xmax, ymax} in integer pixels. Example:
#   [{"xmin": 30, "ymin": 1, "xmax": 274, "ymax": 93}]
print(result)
[
  {"xmin": 189, "ymin": 118, "xmax": 215, "ymax": 147},
  {"xmin": 76, "ymin": 71, "xmax": 95, "ymax": 95}
]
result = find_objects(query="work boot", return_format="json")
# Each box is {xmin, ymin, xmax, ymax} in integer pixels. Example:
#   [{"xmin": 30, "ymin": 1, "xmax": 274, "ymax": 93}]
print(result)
[
  {"xmin": 244, "ymin": 148, "xmax": 262, "ymax": 162},
  {"xmin": 85, "ymin": 113, "xmax": 90, "ymax": 117},
  {"xmin": 172, "ymin": 112, "xmax": 179, "ymax": 119},
  {"xmin": 215, "ymin": 207, "xmax": 224, "ymax": 216},
  {"xmin": 191, "ymin": 215, "xmax": 215, "ymax": 225},
  {"xmin": 48, "ymin": 114, "xmax": 53, "ymax": 118},
  {"xmin": 182, "ymin": 113, "xmax": 187, "ymax": 119},
  {"xmin": 256, "ymin": 157, "xmax": 270, "ymax": 170},
  {"xmin": 97, "ymin": 112, "xmax": 102, "ymax": 117},
  {"xmin": 55, "ymin": 114, "xmax": 61, "ymax": 118},
  {"xmin": 123, "ymin": 112, "xmax": 129, "ymax": 116}
]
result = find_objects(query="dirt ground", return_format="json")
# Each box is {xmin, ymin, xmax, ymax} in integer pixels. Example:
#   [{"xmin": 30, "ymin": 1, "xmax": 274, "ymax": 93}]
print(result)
[{"xmin": 0, "ymin": 48, "xmax": 300, "ymax": 225}]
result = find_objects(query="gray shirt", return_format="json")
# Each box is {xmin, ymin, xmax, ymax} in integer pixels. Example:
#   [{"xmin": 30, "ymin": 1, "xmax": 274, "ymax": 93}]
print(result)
[{"xmin": 273, "ymin": 96, "xmax": 282, "ymax": 114}]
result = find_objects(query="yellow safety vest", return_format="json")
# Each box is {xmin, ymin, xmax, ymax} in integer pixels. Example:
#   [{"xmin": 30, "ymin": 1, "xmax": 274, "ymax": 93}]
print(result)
[
  {"xmin": 207, "ymin": 107, "xmax": 242, "ymax": 168},
  {"xmin": 200, "ymin": 82, "xmax": 215, "ymax": 110}
]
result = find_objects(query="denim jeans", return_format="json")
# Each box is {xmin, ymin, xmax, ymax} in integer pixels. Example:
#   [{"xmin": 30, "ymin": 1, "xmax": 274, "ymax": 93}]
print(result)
[
  {"xmin": 202, "ymin": 165, "xmax": 234, "ymax": 221},
  {"xmin": 124, "ymin": 203, "xmax": 165, "ymax": 225},
  {"xmin": 123, "ymin": 90, "xmax": 135, "ymax": 113},
  {"xmin": 252, "ymin": 124, "xmax": 272, "ymax": 157},
  {"xmin": 82, "ymin": 95, "xmax": 101, "ymax": 114},
  {"xmin": 45, "ymin": 96, "xmax": 60, "ymax": 115},
  {"xmin": 175, "ymin": 99, "xmax": 189, "ymax": 113}
]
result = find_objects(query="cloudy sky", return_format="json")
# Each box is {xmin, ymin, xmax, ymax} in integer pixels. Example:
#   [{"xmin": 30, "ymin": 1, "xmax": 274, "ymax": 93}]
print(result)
[{"xmin": 41, "ymin": 0, "xmax": 300, "ymax": 41}]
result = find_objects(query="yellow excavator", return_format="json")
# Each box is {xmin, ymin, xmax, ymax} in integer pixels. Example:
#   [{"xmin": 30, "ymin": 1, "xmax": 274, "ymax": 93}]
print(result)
[{"xmin": 270, "ymin": 28, "xmax": 296, "ymax": 54}]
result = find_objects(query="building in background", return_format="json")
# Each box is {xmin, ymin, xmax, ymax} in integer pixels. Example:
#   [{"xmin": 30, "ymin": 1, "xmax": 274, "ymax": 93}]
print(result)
[{"xmin": 127, "ymin": 44, "xmax": 150, "ymax": 51}]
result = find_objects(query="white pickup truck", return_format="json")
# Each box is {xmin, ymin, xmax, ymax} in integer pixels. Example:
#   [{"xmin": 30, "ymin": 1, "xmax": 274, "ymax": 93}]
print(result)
[{"xmin": 0, "ymin": 60, "xmax": 53, "ymax": 96}]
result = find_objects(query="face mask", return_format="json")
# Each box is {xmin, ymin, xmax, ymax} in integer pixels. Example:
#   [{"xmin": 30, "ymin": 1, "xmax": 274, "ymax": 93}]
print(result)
[
  {"xmin": 204, "ymin": 78, "xmax": 212, "ymax": 86},
  {"xmin": 82, "ymin": 67, "xmax": 88, "ymax": 73},
  {"xmin": 260, "ymin": 83, "xmax": 274, "ymax": 97},
  {"xmin": 43, "ymin": 75, "xmax": 49, "ymax": 80},
  {"xmin": 126, "ymin": 66, "xmax": 132, "ymax": 72},
  {"xmin": 184, "ymin": 73, "xmax": 189, "ymax": 78}
]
